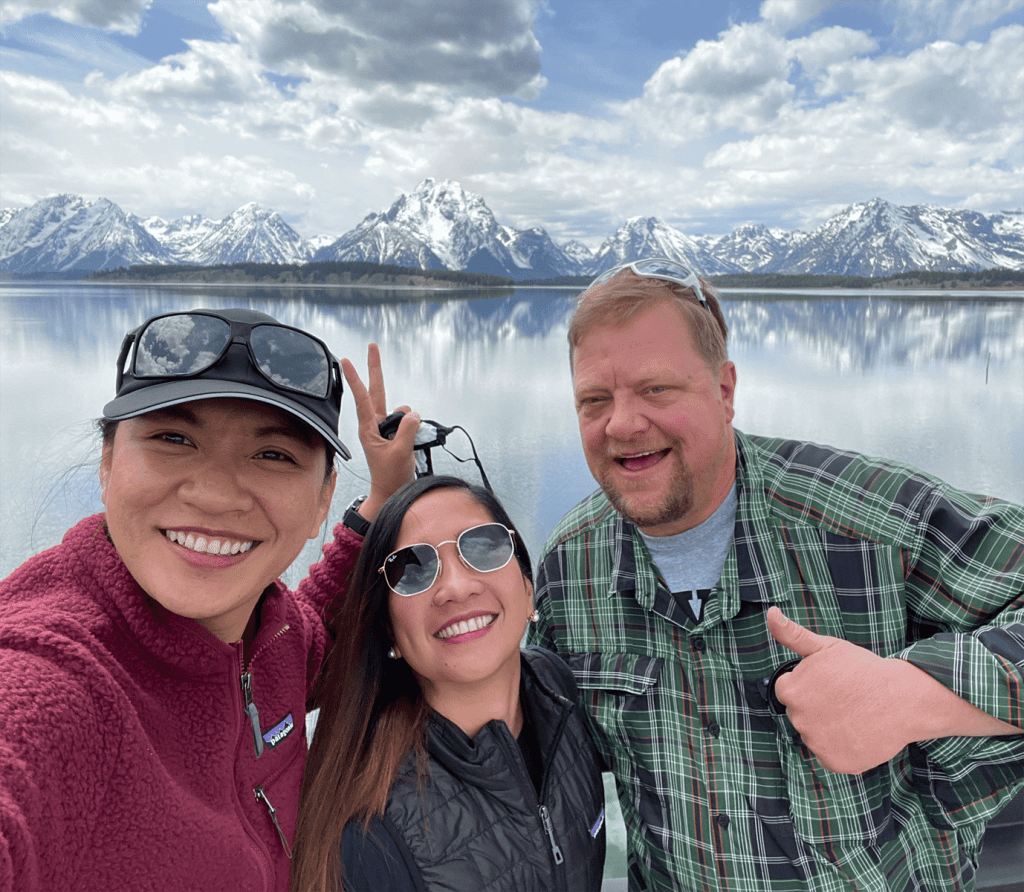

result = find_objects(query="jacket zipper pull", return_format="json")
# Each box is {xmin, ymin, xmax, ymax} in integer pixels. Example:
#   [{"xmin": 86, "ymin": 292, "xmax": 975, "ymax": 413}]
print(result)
[
  {"xmin": 254, "ymin": 785, "xmax": 292, "ymax": 858},
  {"xmin": 241, "ymin": 671, "xmax": 264, "ymax": 757},
  {"xmin": 539, "ymin": 804, "xmax": 565, "ymax": 865}
]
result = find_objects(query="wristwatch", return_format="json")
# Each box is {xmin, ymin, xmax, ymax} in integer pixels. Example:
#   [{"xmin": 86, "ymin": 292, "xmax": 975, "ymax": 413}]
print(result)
[{"xmin": 342, "ymin": 495, "xmax": 371, "ymax": 537}]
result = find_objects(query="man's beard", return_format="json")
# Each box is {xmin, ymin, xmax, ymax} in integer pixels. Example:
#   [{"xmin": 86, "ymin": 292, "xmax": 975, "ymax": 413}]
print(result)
[{"xmin": 598, "ymin": 458, "xmax": 695, "ymax": 530}]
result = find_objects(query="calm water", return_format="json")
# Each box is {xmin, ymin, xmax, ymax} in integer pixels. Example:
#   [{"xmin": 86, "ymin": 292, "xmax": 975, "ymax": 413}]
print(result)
[
  {"xmin": 2, "ymin": 282, "xmax": 1023, "ymax": 885},
  {"xmin": 1, "ymin": 282, "xmax": 1022, "ymax": 580}
]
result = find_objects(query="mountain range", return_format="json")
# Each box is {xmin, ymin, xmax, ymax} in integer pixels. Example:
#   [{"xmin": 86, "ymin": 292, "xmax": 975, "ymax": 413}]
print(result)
[{"xmin": 1, "ymin": 179, "xmax": 1021, "ymax": 279}]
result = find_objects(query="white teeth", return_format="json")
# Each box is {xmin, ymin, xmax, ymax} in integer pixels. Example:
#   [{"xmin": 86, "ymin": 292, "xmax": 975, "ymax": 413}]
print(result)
[
  {"xmin": 436, "ymin": 614, "xmax": 497, "ymax": 640},
  {"xmin": 165, "ymin": 530, "xmax": 254, "ymax": 555}
]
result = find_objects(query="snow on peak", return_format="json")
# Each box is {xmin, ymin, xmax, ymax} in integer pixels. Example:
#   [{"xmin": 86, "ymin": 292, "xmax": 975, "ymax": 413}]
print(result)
[{"xmin": 2, "ymin": 189, "xmax": 1021, "ymax": 276}]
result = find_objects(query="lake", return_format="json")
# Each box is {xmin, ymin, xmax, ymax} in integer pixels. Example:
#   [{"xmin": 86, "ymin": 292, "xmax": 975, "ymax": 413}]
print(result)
[
  {"xmin": 2, "ymin": 282, "xmax": 1022, "ymax": 580},
  {"xmin": 2, "ymin": 282, "xmax": 1023, "ymax": 887}
]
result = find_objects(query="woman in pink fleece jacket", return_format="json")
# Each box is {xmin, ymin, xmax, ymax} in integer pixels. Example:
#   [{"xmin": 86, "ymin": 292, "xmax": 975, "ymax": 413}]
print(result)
[{"xmin": 0, "ymin": 308, "xmax": 418, "ymax": 892}]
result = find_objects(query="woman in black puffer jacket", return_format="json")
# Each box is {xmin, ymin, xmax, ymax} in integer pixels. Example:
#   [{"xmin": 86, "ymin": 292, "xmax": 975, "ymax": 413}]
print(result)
[{"xmin": 291, "ymin": 475, "xmax": 606, "ymax": 892}]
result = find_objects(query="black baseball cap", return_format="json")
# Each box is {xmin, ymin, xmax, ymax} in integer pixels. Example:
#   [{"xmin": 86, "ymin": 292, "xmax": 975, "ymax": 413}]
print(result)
[{"xmin": 102, "ymin": 308, "xmax": 351, "ymax": 461}]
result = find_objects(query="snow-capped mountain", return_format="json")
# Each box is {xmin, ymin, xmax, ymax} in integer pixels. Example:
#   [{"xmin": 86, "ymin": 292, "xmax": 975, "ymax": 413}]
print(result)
[
  {"xmin": 306, "ymin": 232, "xmax": 342, "ymax": 254},
  {"xmin": 560, "ymin": 240, "xmax": 595, "ymax": 269},
  {"xmin": 0, "ymin": 194, "xmax": 171, "ymax": 272},
  {"xmin": 174, "ymin": 203, "xmax": 311, "ymax": 266},
  {"xmin": 704, "ymin": 223, "xmax": 804, "ymax": 273},
  {"xmin": 589, "ymin": 216, "xmax": 745, "ymax": 277},
  {"xmin": 313, "ymin": 178, "xmax": 571, "ymax": 280},
  {"xmin": 0, "ymin": 197, "xmax": 311, "ymax": 273},
  {"xmin": 766, "ymin": 198, "xmax": 1024, "ymax": 276},
  {"xmin": 499, "ymin": 226, "xmax": 581, "ymax": 279},
  {"xmin": 140, "ymin": 213, "xmax": 218, "ymax": 259},
  {"xmin": 1, "ymin": 189, "xmax": 1021, "ymax": 277}
]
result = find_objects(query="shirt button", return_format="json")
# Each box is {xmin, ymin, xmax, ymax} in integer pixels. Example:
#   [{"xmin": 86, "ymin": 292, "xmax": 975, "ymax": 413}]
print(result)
[
  {"xmin": 691, "ymin": 636, "xmax": 707, "ymax": 652},
  {"xmin": 707, "ymin": 722, "xmax": 721, "ymax": 738},
  {"xmin": 716, "ymin": 814, "xmax": 730, "ymax": 829}
]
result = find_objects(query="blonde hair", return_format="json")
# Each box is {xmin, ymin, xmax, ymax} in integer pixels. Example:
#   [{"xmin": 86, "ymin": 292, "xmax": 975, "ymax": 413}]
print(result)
[{"xmin": 568, "ymin": 269, "xmax": 728, "ymax": 372}]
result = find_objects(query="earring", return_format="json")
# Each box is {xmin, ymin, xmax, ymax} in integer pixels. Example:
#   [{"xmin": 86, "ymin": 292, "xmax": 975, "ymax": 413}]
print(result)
[
  {"xmin": 529, "ymin": 610, "xmax": 539, "ymax": 623},
  {"xmin": 387, "ymin": 647, "xmax": 399, "ymax": 659}
]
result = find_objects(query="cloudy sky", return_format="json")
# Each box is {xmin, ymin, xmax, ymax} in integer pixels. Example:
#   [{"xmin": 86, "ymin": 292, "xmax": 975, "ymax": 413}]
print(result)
[{"xmin": 1, "ymin": 0, "xmax": 1022, "ymax": 245}]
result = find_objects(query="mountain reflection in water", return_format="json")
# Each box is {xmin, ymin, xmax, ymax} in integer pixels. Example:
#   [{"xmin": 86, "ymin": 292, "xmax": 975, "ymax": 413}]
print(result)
[{"xmin": 1, "ymin": 284, "xmax": 1022, "ymax": 582}]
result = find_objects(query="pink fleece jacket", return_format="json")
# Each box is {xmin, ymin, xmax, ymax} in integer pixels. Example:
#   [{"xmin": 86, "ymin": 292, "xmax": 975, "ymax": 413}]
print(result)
[{"xmin": 0, "ymin": 514, "xmax": 361, "ymax": 892}]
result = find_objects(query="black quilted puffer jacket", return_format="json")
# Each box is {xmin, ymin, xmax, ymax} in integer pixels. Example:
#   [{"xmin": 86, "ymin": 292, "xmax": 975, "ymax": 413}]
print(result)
[{"xmin": 341, "ymin": 646, "xmax": 607, "ymax": 892}]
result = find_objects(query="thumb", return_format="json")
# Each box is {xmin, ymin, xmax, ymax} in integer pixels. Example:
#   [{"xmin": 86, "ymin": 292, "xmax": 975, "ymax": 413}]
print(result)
[
  {"xmin": 390, "ymin": 410, "xmax": 421, "ymax": 452},
  {"xmin": 767, "ymin": 606, "xmax": 831, "ymax": 658}
]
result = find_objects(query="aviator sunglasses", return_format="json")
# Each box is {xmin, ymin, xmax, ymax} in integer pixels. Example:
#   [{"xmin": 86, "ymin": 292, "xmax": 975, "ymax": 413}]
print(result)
[
  {"xmin": 379, "ymin": 522, "xmax": 517, "ymax": 597},
  {"xmin": 588, "ymin": 258, "xmax": 710, "ymax": 310},
  {"xmin": 116, "ymin": 311, "xmax": 340, "ymax": 401}
]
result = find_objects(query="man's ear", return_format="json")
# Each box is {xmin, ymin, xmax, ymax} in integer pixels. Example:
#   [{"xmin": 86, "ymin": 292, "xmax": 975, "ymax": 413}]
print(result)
[{"xmin": 719, "ymin": 361, "xmax": 737, "ymax": 423}]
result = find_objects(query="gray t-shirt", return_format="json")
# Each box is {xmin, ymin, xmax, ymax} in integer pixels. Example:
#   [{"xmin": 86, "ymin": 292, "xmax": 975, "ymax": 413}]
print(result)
[{"xmin": 639, "ymin": 484, "xmax": 737, "ymax": 623}]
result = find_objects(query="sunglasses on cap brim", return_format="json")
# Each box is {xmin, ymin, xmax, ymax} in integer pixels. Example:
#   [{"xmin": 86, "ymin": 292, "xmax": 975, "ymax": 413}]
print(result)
[{"xmin": 116, "ymin": 311, "xmax": 341, "ymax": 401}]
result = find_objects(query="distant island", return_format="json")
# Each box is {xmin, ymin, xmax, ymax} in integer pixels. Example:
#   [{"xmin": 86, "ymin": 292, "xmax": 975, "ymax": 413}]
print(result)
[
  {"xmin": 84, "ymin": 261, "xmax": 1024, "ymax": 291},
  {"xmin": 87, "ymin": 260, "xmax": 515, "ymax": 288}
]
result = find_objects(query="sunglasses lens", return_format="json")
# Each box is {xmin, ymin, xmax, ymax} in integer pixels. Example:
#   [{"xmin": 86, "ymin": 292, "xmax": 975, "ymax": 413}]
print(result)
[
  {"xmin": 384, "ymin": 543, "xmax": 439, "ymax": 596},
  {"xmin": 135, "ymin": 314, "xmax": 231, "ymax": 377},
  {"xmin": 458, "ymin": 523, "xmax": 514, "ymax": 573},
  {"xmin": 250, "ymin": 326, "xmax": 330, "ymax": 398}
]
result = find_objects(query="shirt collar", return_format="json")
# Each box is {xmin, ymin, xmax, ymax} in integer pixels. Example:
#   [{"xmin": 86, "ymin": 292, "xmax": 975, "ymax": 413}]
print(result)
[{"xmin": 607, "ymin": 430, "xmax": 795, "ymax": 616}]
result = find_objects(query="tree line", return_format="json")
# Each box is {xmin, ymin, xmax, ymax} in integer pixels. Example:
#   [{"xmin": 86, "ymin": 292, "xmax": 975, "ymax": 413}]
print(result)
[{"xmin": 89, "ymin": 260, "xmax": 515, "ymax": 288}]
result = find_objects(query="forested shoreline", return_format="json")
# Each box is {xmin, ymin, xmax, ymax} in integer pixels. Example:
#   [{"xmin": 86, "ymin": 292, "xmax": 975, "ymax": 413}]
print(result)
[{"xmin": 1, "ymin": 262, "xmax": 1020, "ymax": 290}]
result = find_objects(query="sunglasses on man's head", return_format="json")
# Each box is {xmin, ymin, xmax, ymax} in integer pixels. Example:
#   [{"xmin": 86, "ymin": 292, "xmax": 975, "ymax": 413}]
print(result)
[
  {"xmin": 587, "ymin": 258, "xmax": 710, "ymax": 311},
  {"xmin": 120, "ymin": 311, "xmax": 338, "ymax": 400},
  {"xmin": 379, "ymin": 522, "xmax": 517, "ymax": 597}
]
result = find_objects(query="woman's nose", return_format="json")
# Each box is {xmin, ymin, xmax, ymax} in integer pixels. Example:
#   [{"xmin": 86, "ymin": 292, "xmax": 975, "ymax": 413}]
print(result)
[
  {"xmin": 178, "ymin": 460, "xmax": 255, "ymax": 514},
  {"xmin": 430, "ymin": 542, "xmax": 477, "ymax": 605}
]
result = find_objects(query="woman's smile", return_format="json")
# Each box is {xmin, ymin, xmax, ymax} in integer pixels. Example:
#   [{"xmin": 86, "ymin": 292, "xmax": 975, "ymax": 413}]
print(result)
[
  {"xmin": 434, "ymin": 612, "xmax": 497, "ymax": 640},
  {"xmin": 163, "ymin": 529, "xmax": 257, "ymax": 555}
]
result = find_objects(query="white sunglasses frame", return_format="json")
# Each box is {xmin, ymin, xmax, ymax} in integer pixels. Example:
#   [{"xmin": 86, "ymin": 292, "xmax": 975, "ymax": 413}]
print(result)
[{"xmin": 587, "ymin": 258, "xmax": 710, "ymax": 310}]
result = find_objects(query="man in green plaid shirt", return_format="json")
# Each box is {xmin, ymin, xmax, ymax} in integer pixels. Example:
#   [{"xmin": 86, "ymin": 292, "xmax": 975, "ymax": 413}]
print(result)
[{"xmin": 526, "ymin": 261, "xmax": 1024, "ymax": 892}]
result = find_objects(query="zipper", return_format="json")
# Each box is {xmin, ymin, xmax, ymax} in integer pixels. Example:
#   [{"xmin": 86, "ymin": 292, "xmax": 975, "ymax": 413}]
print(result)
[
  {"xmin": 240, "ymin": 671, "xmax": 264, "ymax": 757},
  {"xmin": 538, "ymin": 804, "xmax": 565, "ymax": 865},
  {"xmin": 494, "ymin": 716, "xmax": 567, "ymax": 876},
  {"xmin": 254, "ymin": 785, "xmax": 292, "ymax": 858},
  {"xmin": 238, "ymin": 622, "xmax": 290, "ymax": 759}
]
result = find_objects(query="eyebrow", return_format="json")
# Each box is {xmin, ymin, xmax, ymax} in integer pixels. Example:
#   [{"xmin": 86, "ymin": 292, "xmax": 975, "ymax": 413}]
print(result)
[
  {"xmin": 145, "ymin": 405, "xmax": 317, "ymax": 446},
  {"xmin": 144, "ymin": 405, "xmax": 200, "ymax": 425},
  {"xmin": 253, "ymin": 422, "xmax": 317, "ymax": 446}
]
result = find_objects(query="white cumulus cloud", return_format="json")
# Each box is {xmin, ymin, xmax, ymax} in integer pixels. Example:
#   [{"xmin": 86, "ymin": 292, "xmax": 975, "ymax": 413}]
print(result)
[
  {"xmin": 888, "ymin": 0, "xmax": 1024, "ymax": 40},
  {"xmin": 0, "ymin": 0, "xmax": 153, "ymax": 34}
]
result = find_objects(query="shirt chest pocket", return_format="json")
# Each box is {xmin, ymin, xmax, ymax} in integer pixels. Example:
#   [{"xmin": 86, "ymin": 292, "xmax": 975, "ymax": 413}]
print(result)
[
  {"xmin": 774, "ymin": 713, "xmax": 897, "ymax": 847},
  {"xmin": 561, "ymin": 652, "xmax": 676, "ymax": 843},
  {"xmin": 561, "ymin": 651, "xmax": 665, "ymax": 746}
]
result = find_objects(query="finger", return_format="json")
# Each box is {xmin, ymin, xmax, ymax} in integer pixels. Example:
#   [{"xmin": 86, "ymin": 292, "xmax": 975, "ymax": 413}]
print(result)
[
  {"xmin": 366, "ymin": 343, "xmax": 387, "ymax": 417},
  {"xmin": 341, "ymin": 358, "xmax": 376, "ymax": 432},
  {"xmin": 767, "ymin": 606, "xmax": 831, "ymax": 658},
  {"xmin": 390, "ymin": 411, "xmax": 421, "ymax": 452}
]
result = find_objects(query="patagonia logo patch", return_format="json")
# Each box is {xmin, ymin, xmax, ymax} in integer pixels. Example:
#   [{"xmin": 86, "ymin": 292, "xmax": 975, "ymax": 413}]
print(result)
[
  {"xmin": 590, "ymin": 807, "xmax": 605, "ymax": 838},
  {"xmin": 262, "ymin": 713, "xmax": 295, "ymax": 750}
]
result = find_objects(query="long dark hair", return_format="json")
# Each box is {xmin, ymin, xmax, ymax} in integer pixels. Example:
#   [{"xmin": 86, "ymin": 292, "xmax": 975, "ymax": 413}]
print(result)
[{"xmin": 289, "ymin": 475, "xmax": 532, "ymax": 892}]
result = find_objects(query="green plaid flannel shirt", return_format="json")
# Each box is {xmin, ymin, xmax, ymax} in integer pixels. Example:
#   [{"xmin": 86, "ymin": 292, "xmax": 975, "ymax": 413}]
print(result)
[{"xmin": 527, "ymin": 430, "xmax": 1024, "ymax": 892}]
